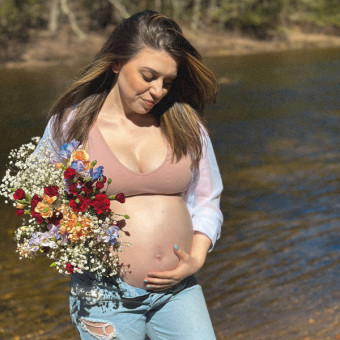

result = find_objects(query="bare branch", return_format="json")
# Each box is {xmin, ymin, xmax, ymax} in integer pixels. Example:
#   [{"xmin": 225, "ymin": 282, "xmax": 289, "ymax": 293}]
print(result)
[
  {"xmin": 60, "ymin": 0, "xmax": 87, "ymax": 40},
  {"xmin": 108, "ymin": 0, "xmax": 130, "ymax": 19},
  {"xmin": 49, "ymin": 0, "xmax": 60, "ymax": 37}
]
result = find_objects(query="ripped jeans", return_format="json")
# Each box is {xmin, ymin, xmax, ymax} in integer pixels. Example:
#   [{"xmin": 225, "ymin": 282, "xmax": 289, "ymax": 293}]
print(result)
[{"xmin": 69, "ymin": 271, "xmax": 216, "ymax": 340}]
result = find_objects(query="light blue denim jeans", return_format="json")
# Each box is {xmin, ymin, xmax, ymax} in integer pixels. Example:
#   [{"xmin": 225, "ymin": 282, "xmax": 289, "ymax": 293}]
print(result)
[{"xmin": 69, "ymin": 271, "xmax": 216, "ymax": 340}]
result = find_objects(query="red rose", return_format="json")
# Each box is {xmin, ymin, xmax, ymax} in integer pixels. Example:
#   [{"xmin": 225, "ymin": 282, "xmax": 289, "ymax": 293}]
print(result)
[
  {"xmin": 48, "ymin": 212, "xmax": 63, "ymax": 225},
  {"xmin": 93, "ymin": 193, "xmax": 110, "ymax": 215},
  {"xmin": 44, "ymin": 185, "xmax": 59, "ymax": 197},
  {"xmin": 13, "ymin": 189, "xmax": 25, "ymax": 200},
  {"xmin": 30, "ymin": 194, "xmax": 42, "ymax": 210},
  {"xmin": 95, "ymin": 181, "xmax": 105, "ymax": 190},
  {"xmin": 68, "ymin": 182, "xmax": 78, "ymax": 195},
  {"xmin": 64, "ymin": 167, "xmax": 77, "ymax": 180},
  {"xmin": 15, "ymin": 209, "xmax": 25, "ymax": 216},
  {"xmin": 115, "ymin": 193, "xmax": 125, "ymax": 203},
  {"xmin": 66, "ymin": 263, "xmax": 74, "ymax": 274},
  {"xmin": 70, "ymin": 195, "xmax": 88, "ymax": 212},
  {"xmin": 31, "ymin": 211, "xmax": 44, "ymax": 224},
  {"xmin": 81, "ymin": 183, "xmax": 93, "ymax": 195}
]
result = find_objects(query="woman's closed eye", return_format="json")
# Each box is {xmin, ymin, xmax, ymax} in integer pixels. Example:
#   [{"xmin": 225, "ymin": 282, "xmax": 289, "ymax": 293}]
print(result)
[
  {"xmin": 142, "ymin": 73, "xmax": 173, "ymax": 89},
  {"xmin": 142, "ymin": 74, "xmax": 154, "ymax": 82}
]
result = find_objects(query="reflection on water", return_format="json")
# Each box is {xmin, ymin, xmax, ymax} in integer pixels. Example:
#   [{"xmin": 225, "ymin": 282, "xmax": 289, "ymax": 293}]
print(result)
[{"xmin": 1, "ymin": 48, "xmax": 340, "ymax": 339}]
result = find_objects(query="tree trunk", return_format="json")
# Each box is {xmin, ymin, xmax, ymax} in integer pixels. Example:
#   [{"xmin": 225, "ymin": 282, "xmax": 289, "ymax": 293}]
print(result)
[
  {"xmin": 49, "ymin": 0, "xmax": 60, "ymax": 37},
  {"xmin": 191, "ymin": 0, "xmax": 201, "ymax": 30},
  {"xmin": 60, "ymin": 0, "xmax": 87, "ymax": 39},
  {"xmin": 207, "ymin": 0, "xmax": 216, "ymax": 23},
  {"xmin": 155, "ymin": 0, "xmax": 162, "ymax": 13},
  {"xmin": 108, "ymin": 0, "xmax": 130, "ymax": 19},
  {"xmin": 172, "ymin": 0, "xmax": 182, "ymax": 21}
]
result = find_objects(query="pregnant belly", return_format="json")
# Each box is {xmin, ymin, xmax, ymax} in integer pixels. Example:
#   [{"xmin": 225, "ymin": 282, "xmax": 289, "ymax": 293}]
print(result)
[{"xmin": 109, "ymin": 195, "xmax": 193, "ymax": 288}]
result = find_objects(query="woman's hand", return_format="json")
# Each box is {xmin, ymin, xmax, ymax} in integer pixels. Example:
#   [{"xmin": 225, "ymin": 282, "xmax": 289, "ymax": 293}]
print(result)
[{"xmin": 144, "ymin": 232, "xmax": 211, "ymax": 291}]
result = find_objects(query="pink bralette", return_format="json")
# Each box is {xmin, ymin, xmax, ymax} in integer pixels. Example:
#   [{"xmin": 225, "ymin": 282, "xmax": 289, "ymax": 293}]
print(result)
[{"xmin": 87, "ymin": 123, "xmax": 193, "ymax": 197}]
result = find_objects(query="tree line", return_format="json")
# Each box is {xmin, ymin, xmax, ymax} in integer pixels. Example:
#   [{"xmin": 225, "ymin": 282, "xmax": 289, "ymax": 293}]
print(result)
[{"xmin": 1, "ymin": 0, "xmax": 339, "ymax": 54}]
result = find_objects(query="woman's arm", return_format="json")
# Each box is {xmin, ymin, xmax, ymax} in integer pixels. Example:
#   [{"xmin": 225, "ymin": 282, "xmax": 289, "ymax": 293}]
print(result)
[{"xmin": 144, "ymin": 129, "xmax": 223, "ymax": 290}]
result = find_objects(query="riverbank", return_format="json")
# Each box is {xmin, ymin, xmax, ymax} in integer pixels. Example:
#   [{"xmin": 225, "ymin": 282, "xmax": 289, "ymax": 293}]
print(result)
[{"xmin": 3, "ymin": 25, "xmax": 340, "ymax": 69}]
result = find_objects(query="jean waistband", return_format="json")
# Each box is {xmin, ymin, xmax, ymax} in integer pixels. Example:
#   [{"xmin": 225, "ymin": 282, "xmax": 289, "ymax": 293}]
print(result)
[{"xmin": 95, "ymin": 273, "xmax": 197, "ymax": 298}]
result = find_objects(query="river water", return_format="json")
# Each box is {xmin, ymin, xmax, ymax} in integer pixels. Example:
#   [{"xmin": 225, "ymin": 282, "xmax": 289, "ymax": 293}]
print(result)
[{"xmin": 0, "ymin": 48, "xmax": 339, "ymax": 339}]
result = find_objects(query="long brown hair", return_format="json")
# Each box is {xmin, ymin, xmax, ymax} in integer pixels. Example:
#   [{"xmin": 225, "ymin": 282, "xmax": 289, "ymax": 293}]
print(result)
[{"xmin": 49, "ymin": 10, "xmax": 217, "ymax": 169}]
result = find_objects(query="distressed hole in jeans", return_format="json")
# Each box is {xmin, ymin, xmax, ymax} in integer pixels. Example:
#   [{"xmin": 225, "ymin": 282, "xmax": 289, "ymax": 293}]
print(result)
[{"xmin": 80, "ymin": 318, "xmax": 116, "ymax": 340}]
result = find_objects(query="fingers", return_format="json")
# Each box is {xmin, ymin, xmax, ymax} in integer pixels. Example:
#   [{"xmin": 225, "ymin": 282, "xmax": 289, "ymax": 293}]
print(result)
[
  {"xmin": 173, "ymin": 244, "xmax": 190, "ymax": 261},
  {"xmin": 143, "ymin": 277, "xmax": 178, "ymax": 291},
  {"xmin": 144, "ymin": 268, "xmax": 181, "ymax": 291},
  {"xmin": 143, "ymin": 244, "xmax": 191, "ymax": 291}
]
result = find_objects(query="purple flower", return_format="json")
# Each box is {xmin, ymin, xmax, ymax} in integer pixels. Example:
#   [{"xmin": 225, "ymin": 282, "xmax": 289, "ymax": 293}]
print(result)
[
  {"xmin": 47, "ymin": 224, "xmax": 68, "ymax": 245},
  {"xmin": 28, "ymin": 231, "xmax": 58, "ymax": 251},
  {"xmin": 101, "ymin": 226, "xmax": 119, "ymax": 245},
  {"xmin": 59, "ymin": 140, "xmax": 80, "ymax": 159}
]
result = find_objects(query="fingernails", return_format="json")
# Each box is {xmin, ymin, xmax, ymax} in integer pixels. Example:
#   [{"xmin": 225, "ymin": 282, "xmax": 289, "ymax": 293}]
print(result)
[
  {"xmin": 146, "ymin": 285, "xmax": 151, "ymax": 289},
  {"xmin": 144, "ymin": 280, "xmax": 149, "ymax": 283},
  {"xmin": 147, "ymin": 273, "xmax": 153, "ymax": 277},
  {"xmin": 174, "ymin": 244, "xmax": 179, "ymax": 250}
]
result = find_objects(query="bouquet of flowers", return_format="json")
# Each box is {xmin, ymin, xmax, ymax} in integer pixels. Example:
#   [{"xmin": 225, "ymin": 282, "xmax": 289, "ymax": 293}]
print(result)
[{"xmin": 0, "ymin": 137, "xmax": 129, "ymax": 276}]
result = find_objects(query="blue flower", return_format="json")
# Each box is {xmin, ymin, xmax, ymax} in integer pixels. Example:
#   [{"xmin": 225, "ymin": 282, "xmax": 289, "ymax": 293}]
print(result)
[
  {"xmin": 90, "ymin": 166, "xmax": 104, "ymax": 181},
  {"xmin": 71, "ymin": 160, "xmax": 86, "ymax": 172},
  {"xmin": 59, "ymin": 140, "xmax": 80, "ymax": 159}
]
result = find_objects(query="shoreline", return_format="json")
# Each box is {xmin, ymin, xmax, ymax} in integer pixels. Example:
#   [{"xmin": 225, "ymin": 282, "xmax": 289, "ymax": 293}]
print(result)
[{"xmin": 2, "ymin": 27, "xmax": 340, "ymax": 69}]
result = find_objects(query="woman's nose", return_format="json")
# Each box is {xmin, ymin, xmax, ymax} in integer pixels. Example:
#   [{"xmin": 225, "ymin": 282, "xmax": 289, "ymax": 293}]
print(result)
[{"xmin": 150, "ymin": 80, "xmax": 164, "ymax": 98}]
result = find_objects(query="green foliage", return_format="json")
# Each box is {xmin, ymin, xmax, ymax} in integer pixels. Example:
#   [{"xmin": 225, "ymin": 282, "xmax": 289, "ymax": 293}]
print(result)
[
  {"xmin": 212, "ymin": 0, "xmax": 285, "ymax": 39},
  {"xmin": 0, "ymin": 0, "xmax": 46, "ymax": 42},
  {"xmin": 0, "ymin": 0, "xmax": 339, "ymax": 58}
]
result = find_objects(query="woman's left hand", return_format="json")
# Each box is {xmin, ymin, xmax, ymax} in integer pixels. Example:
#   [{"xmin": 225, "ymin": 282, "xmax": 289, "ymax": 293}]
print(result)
[
  {"xmin": 143, "ymin": 245, "xmax": 202, "ymax": 291},
  {"xmin": 144, "ymin": 233, "xmax": 212, "ymax": 291}
]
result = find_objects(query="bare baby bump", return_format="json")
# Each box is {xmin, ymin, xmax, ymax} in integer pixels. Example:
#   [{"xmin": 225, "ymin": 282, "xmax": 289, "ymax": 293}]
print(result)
[{"xmin": 109, "ymin": 195, "xmax": 193, "ymax": 288}]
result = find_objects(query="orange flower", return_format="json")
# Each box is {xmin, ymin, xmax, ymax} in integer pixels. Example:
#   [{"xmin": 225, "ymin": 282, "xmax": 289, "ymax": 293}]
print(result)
[
  {"xmin": 16, "ymin": 203, "xmax": 25, "ymax": 209},
  {"xmin": 55, "ymin": 163, "xmax": 64, "ymax": 169},
  {"xmin": 35, "ymin": 201, "xmax": 53, "ymax": 218},
  {"xmin": 43, "ymin": 195, "xmax": 57, "ymax": 205},
  {"xmin": 58, "ymin": 204, "xmax": 70, "ymax": 216},
  {"xmin": 70, "ymin": 150, "xmax": 89, "ymax": 163}
]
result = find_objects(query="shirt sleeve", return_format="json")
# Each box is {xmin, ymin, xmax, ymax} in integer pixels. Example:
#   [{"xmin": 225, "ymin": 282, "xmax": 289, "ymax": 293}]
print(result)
[
  {"xmin": 33, "ymin": 116, "xmax": 61, "ymax": 161},
  {"xmin": 185, "ymin": 128, "xmax": 223, "ymax": 251},
  {"xmin": 34, "ymin": 110, "xmax": 75, "ymax": 161}
]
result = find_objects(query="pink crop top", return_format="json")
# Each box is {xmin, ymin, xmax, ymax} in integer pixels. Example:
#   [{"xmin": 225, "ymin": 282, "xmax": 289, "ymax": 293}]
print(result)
[{"xmin": 87, "ymin": 123, "xmax": 193, "ymax": 197}]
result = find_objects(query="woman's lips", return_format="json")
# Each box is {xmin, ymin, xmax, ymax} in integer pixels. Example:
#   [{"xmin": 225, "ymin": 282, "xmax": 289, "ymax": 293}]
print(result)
[{"xmin": 142, "ymin": 99, "xmax": 155, "ymax": 107}]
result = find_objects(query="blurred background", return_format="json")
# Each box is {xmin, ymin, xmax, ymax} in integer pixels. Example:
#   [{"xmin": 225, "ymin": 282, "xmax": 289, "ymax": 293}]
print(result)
[{"xmin": 0, "ymin": 1, "xmax": 340, "ymax": 339}]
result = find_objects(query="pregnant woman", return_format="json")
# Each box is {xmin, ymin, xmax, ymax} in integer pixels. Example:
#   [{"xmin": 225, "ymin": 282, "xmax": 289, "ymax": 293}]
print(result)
[{"xmin": 39, "ymin": 10, "xmax": 223, "ymax": 340}]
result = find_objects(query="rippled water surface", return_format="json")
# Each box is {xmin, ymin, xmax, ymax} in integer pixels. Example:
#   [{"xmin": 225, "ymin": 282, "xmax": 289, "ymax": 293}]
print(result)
[{"xmin": 0, "ymin": 48, "xmax": 340, "ymax": 339}]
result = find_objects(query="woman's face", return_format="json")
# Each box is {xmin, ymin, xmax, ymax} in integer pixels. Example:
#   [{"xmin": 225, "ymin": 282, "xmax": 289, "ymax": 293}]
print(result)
[{"xmin": 113, "ymin": 46, "xmax": 178, "ymax": 115}]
